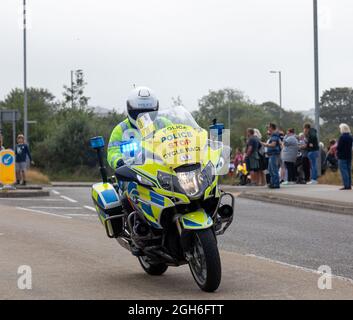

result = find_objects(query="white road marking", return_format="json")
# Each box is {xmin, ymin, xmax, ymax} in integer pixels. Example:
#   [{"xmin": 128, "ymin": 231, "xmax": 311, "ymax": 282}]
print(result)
[
  {"xmin": 60, "ymin": 195, "xmax": 78, "ymax": 203},
  {"xmin": 0, "ymin": 198, "xmax": 65, "ymax": 202},
  {"xmin": 83, "ymin": 205, "xmax": 96, "ymax": 212},
  {"xmin": 16, "ymin": 207, "xmax": 72, "ymax": 219},
  {"xmin": 28, "ymin": 207, "xmax": 83, "ymax": 210},
  {"xmin": 64, "ymin": 213, "xmax": 96, "ymax": 217},
  {"xmin": 52, "ymin": 190, "xmax": 60, "ymax": 195},
  {"xmin": 245, "ymin": 254, "xmax": 353, "ymax": 285}
]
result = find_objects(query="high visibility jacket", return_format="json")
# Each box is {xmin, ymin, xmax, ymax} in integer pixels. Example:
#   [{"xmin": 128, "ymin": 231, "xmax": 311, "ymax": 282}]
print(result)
[
  {"xmin": 107, "ymin": 117, "xmax": 172, "ymax": 169},
  {"xmin": 107, "ymin": 118, "xmax": 134, "ymax": 169}
]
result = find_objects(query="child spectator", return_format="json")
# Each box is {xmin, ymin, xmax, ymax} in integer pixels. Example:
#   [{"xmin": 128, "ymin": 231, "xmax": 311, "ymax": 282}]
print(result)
[{"xmin": 15, "ymin": 134, "xmax": 34, "ymax": 186}]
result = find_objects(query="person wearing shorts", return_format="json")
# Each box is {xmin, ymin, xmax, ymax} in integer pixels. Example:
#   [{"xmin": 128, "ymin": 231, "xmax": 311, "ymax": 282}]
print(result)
[{"xmin": 15, "ymin": 134, "xmax": 34, "ymax": 186}]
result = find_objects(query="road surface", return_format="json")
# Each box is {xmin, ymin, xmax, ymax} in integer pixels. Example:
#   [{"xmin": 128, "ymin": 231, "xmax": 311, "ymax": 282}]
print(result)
[{"xmin": 0, "ymin": 187, "xmax": 353, "ymax": 299}]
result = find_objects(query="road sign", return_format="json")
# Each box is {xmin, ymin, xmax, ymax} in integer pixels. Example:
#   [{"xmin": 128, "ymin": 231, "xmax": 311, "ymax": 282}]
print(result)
[
  {"xmin": 0, "ymin": 110, "xmax": 21, "ymax": 150},
  {"xmin": 0, "ymin": 110, "xmax": 21, "ymax": 122},
  {"xmin": 0, "ymin": 149, "xmax": 16, "ymax": 186}
]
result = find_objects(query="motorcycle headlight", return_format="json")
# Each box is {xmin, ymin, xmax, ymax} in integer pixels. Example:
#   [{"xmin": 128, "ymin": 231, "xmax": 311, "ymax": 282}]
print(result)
[
  {"xmin": 157, "ymin": 171, "xmax": 174, "ymax": 191},
  {"xmin": 136, "ymin": 174, "xmax": 154, "ymax": 187},
  {"xmin": 202, "ymin": 161, "xmax": 215, "ymax": 184},
  {"xmin": 176, "ymin": 169, "xmax": 204, "ymax": 198}
]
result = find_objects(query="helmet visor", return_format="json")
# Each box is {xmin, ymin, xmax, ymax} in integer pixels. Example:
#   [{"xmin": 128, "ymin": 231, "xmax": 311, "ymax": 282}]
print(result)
[{"xmin": 128, "ymin": 108, "xmax": 158, "ymax": 121}]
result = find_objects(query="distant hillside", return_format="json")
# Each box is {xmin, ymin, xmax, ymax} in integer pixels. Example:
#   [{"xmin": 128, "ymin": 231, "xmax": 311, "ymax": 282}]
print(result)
[{"xmin": 90, "ymin": 106, "xmax": 115, "ymax": 117}]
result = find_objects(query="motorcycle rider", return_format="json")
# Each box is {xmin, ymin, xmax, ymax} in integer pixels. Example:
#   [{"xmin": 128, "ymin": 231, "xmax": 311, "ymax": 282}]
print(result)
[
  {"xmin": 107, "ymin": 86, "xmax": 166, "ymax": 256},
  {"xmin": 107, "ymin": 86, "xmax": 160, "ymax": 170}
]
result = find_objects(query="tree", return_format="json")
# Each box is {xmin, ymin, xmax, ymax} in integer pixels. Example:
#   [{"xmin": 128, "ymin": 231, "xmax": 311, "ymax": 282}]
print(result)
[
  {"xmin": 33, "ymin": 107, "xmax": 126, "ymax": 174},
  {"xmin": 0, "ymin": 88, "xmax": 58, "ymax": 148},
  {"xmin": 63, "ymin": 70, "xmax": 90, "ymax": 109},
  {"xmin": 171, "ymin": 96, "xmax": 184, "ymax": 107},
  {"xmin": 193, "ymin": 88, "xmax": 308, "ymax": 151},
  {"xmin": 194, "ymin": 88, "xmax": 249, "ymax": 128},
  {"xmin": 261, "ymin": 101, "xmax": 307, "ymax": 133},
  {"xmin": 34, "ymin": 108, "xmax": 96, "ymax": 171},
  {"xmin": 193, "ymin": 88, "xmax": 269, "ymax": 149},
  {"xmin": 320, "ymin": 88, "xmax": 353, "ymax": 126},
  {"xmin": 261, "ymin": 101, "xmax": 282, "ymax": 125}
]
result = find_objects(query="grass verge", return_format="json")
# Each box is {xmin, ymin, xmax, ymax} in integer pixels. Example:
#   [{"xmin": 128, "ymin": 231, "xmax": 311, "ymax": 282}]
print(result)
[{"xmin": 27, "ymin": 169, "xmax": 51, "ymax": 185}]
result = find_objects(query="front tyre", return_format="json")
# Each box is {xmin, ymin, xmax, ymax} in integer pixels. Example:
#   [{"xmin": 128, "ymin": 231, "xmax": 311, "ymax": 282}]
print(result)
[
  {"xmin": 188, "ymin": 229, "xmax": 221, "ymax": 292},
  {"xmin": 138, "ymin": 256, "xmax": 168, "ymax": 276}
]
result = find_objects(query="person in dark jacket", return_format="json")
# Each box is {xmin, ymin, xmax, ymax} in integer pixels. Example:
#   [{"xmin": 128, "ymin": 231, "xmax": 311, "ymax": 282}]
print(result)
[
  {"xmin": 245, "ymin": 128, "xmax": 260, "ymax": 186},
  {"xmin": 15, "ymin": 134, "xmax": 34, "ymax": 185},
  {"xmin": 303, "ymin": 123, "xmax": 319, "ymax": 184},
  {"xmin": 262, "ymin": 123, "xmax": 281, "ymax": 189},
  {"xmin": 337, "ymin": 124, "xmax": 352, "ymax": 190},
  {"xmin": 326, "ymin": 139, "xmax": 338, "ymax": 172}
]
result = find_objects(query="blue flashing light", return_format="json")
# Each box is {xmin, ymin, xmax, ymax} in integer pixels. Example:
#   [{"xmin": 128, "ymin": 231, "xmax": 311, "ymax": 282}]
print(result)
[
  {"xmin": 120, "ymin": 141, "xmax": 139, "ymax": 154},
  {"xmin": 90, "ymin": 136, "xmax": 105, "ymax": 149},
  {"xmin": 209, "ymin": 123, "xmax": 225, "ymax": 136}
]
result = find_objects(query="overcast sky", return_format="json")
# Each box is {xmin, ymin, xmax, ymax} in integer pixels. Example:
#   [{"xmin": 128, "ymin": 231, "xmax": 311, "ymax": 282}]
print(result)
[{"xmin": 1, "ymin": 0, "xmax": 353, "ymax": 113}]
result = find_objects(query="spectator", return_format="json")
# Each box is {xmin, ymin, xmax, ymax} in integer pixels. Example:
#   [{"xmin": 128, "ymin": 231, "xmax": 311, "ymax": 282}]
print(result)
[
  {"xmin": 303, "ymin": 123, "xmax": 319, "ymax": 184},
  {"xmin": 263, "ymin": 129, "xmax": 272, "ymax": 185},
  {"xmin": 337, "ymin": 124, "xmax": 352, "ymax": 190},
  {"xmin": 15, "ymin": 134, "xmax": 34, "ymax": 186},
  {"xmin": 245, "ymin": 128, "xmax": 260, "ymax": 186},
  {"xmin": 278, "ymin": 129, "xmax": 286, "ymax": 183},
  {"xmin": 254, "ymin": 128, "xmax": 266, "ymax": 186},
  {"xmin": 298, "ymin": 132, "xmax": 311, "ymax": 183},
  {"xmin": 281, "ymin": 128, "xmax": 299, "ymax": 185},
  {"xmin": 262, "ymin": 123, "xmax": 281, "ymax": 189},
  {"xmin": 319, "ymin": 142, "xmax": 327, "ymax": 175},
  {"xmin": 233, "ymin": 148, "xmax": 244, "ymax": 168},
  {"xmin": 0, "ymin": 133, "xmax": 4, "ymax": 151},
  {"xmin": 326, "ymin": 139, "xmax": 338, "ymax": 172}
]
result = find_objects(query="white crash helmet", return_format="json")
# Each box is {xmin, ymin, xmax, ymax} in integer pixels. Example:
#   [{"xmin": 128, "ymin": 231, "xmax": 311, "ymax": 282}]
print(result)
[{"xmin": 126, "ymin": 86, "xmax": 159, "ymax": 127}]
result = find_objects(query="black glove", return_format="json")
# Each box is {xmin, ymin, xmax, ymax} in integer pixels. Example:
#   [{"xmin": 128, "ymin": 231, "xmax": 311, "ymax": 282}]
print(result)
[{"xmin": 116, "ymin": 159, "xmax": 125, "ymax": 168}]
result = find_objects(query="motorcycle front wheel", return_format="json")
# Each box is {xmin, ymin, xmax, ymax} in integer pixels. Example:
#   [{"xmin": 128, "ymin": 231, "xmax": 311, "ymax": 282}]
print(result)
[
  {"xmin": 138, "ymin": 256, "xmax": 168, "ymax": 276},
  {"xmin": 188, "ymin": 229, "xmax": 221, "ymax": 292}
]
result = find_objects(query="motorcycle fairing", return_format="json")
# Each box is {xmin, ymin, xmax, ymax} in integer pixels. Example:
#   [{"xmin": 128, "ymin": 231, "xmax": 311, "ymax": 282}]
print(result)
[
  {"xmin": 180, "ymin": 209, "xmax": 213, "ymax": 230},
  {"xmin": 91, "ymin": 182, "xmax": 123, "ymax": 230},
  {"xmin": 126, "ymin": 181, "xmax": 175, "ymax": 229}
]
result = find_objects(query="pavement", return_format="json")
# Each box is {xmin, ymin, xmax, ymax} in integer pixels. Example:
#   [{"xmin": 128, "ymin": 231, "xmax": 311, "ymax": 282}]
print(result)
[
  {"xmin": 51, "ymin": 181, "xmax": 94, "ymax": 187},
  {"xmin": 1, "ymin": 186, "xmax": 353, "ymax": 299},
  {"xmin": 0, "ymin": 189, "xmax": 49, "ymax": 198},
  {"xmin": 221, "ymin": 184, "xmax": 353, "ymax": 215}
]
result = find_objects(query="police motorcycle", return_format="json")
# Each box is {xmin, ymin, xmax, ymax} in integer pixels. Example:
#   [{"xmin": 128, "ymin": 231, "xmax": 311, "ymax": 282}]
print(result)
[{"xmin": 90, "ymin": 106, "xmax": 234, "ymax": 292}]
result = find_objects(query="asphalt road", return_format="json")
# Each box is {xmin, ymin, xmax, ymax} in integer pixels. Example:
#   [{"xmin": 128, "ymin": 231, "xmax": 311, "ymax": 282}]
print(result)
[{"xmin": 1, "ymin": 187, "xmax": 353, "ymax": 299}]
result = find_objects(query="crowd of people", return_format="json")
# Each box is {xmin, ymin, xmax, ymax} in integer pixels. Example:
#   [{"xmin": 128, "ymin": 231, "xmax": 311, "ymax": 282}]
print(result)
[{"xmin": 230, "ymin": 122, "xmax": 353, "ymax": 191}]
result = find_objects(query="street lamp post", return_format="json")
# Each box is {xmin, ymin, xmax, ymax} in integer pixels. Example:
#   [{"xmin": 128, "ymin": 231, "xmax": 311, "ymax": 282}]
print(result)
[
  {"xmin": 270, "ymin": 70, "xmax": 283, "ymax": 126},
  {"xmin": 228, "ymin": 105, "xmax": 231, "ymax": 131},
  {"xmin": 313, "ymin": 0, "xmax": 322, "ymax": 177},
  {"xmin": 71, "ymin": 70, "xmax": 74, "ymax": 108},
  {"xmin": 23, "ymin": 0, "xmax": 28, "ymax": 143},
  {"xmin": 313, "ymin": 0, "xmax": 320, "ymax": 140}
]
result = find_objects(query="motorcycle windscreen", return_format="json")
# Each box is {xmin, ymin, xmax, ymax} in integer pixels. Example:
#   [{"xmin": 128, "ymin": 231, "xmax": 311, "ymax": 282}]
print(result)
[{"xmin": 142, "ymin": 125, "xmax": 209, "ymax": 169}]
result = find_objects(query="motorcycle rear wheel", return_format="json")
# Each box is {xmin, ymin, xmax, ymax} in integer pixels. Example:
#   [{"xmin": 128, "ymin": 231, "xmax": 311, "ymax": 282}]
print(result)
[
  {"xmin": 188, "ymin": 229, "xmax": 221, "ymax": 292},
  {"xmin": 138, "ymin": 256, "xmax": 168, "ymax": 276}
]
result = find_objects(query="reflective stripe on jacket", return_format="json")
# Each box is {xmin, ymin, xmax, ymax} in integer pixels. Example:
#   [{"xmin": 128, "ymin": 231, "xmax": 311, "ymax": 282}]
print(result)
[
  {"xmin": 107, "ymin": 118, "xmax": 133, "ymax": 169},
  {"xmin": 107, "ymin": 117, "xmax": 172, "ymax": 169}
]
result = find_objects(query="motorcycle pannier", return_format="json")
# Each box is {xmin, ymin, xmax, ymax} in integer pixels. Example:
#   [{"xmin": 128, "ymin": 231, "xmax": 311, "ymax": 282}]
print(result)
[{"xmin": 91, "ymin": 182, "xmax": 124, "ymax": 237}]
